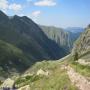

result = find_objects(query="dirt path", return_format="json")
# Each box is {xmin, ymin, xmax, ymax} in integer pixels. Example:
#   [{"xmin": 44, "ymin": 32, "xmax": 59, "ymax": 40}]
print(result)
[{"xmin": 67, "ymin": 66, "xmax": 90, "ymax": 90}]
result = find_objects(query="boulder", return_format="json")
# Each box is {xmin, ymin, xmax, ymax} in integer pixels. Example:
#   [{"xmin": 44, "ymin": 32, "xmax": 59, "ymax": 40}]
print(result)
[
  {"xmin": 0, "ymin": 78, "xmax": 15, "ymax": 89},
  {"xmin": 37, "ymin": 69, "xmax": 49, "ymax": 76},
  {"xmin": 18, "ymin": 85, "xmax": 30, "ymax": 90}
]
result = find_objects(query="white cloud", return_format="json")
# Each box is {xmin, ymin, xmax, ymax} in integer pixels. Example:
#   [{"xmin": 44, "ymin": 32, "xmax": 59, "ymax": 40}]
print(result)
[
  {"xmin": 0, "ymin": 0, "xmax": 22, "ymax": 13},
  {"xmin": 0, "ymin": 0, "xmax": 8, "ymax": 10},
  {"xmin": 32, "ymin": 10, "xmax": 41, "ymax": 17},
  {"xmin": 34, "ymin": 0, "xmax": 56, "ymax": 6},
  {"xmin": 9, "ymin": 3, "xmax": 22, "ymax": 12}
]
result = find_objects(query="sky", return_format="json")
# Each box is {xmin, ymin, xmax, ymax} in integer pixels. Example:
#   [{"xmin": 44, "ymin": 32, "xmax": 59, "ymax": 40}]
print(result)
[{"xmin": 0, "ymin": 0, "xmax": 90, "ymax": 28}]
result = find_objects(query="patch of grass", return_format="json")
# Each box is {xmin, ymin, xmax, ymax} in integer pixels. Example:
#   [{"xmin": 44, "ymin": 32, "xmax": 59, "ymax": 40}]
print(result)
[
  {"xmin": 30, "ymin": 65, "xmax": 77, "ymax": 90},
  {"xmin": 15, "ymin": 75, "xmax": 41, "ymax": 87},
  {"xmin": 70, "ymin": 61, "xmax": 90, "ymax": 77},
  {"xmin": 16, "ymin": 60, "xmax": 77, "ymax": 90},
  {"xmin": 28, "ymin": 60, "xmax": 61, "ymax": 73}
]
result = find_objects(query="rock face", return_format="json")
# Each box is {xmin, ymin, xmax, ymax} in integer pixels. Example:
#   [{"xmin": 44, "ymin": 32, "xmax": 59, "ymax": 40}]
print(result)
[
  {"xmin": 72, "ymin": 25, "xmax": 90, "ymax": 57},
  {"xmin": 37, "ymin": 69, "xmax": 49, "ymax": 76},
  {"xmin": 18, "ymin": 85, "xmax": 30, "ymax": 90},
  {"xmin": 40, "ymin": 26, "xmax": 71, "ymax": 53},
  {"xmin": 40, "ymin": 26, "xmax": 82, "ymax": 53},
  {"xmin": 0, "ymin": 78, "xmax": 15, "ymax": 89}
]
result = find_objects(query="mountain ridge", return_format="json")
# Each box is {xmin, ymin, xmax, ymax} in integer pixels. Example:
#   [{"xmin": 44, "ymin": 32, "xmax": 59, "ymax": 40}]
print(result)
[{"xmin": 72, "ymin": 25, "xmax": 90, "ymax": 60}]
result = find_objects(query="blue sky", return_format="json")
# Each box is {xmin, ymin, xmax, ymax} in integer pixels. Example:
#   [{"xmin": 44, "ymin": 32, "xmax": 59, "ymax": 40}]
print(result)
[{"xmin": 0, "ymin": 0, "xmax": 90, "ymax": 28}]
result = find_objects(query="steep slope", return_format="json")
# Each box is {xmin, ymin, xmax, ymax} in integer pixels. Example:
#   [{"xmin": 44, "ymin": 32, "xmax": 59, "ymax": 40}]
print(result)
[
  {"xmin": 64, "ymin": 27, "xmax": 84, "ymax": 48},
  {"xmin": 40, "ymin": 26, "xmax": 82, "ymax": 53},
  {"xmin": 40, "ymin": 26, "xmax": 71, "ymax": 53},
  {"xmin": 0, "ymin": 40, "xmax": 30, "ymax": 78},
  {"xmin": 0, "ymin": 10, "xmax": 66, "ymax": 62},
  {"xmin": 67, "ymin": 32, "xmax": 82, "ymax": 48},
  {"xmin": 72, "ymin": 25, "xmax": 90, "ymax": 60}
]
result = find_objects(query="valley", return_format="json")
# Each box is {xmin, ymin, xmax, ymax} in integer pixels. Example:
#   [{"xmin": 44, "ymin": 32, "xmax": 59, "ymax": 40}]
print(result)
[{"xmin": 0, "ymin": 9, "xmax": 90, "ymax": 90}]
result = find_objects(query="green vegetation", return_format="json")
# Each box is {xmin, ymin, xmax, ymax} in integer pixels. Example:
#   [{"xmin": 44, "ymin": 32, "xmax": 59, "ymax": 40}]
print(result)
[
  {"xmin": 15, "ymin": 60, "xmax": 77, "ymax": 90},
  {"xmin": 28, "ymin": 60, "xmax": 61, "ymax": 72},
  {"xmin": 30, "ymin": 68, "xmax": 76, "ymax": 90},
  {"xmin": 72, "ymin": 26, "xmax": 90, "ymax": 57},
  {"xmin": 70, "ymin": 61, "xmax": 90, "ymax": 77},
  {"xmin": 0, "ymin": 10, "xmax": 71, "ymax": 78},
  {"xmin": 15, "ymin": 75, "xmax": 41, "ymax": 87},
  {"xmin": 0, "ymin": 40, "xmax": 30, "ymax": 77},
  {"xmin": 0, "ymin": 10, "xmax": 68, "ymax": 62},
  {"xmin": 0, "ymin": 11, "xmax": 90, "ymax": 90},
  {"xmin": 0, "ymin": 80, "xmax": 3, "ymax": 86},
  {"xmin": 74, "ymin": 52, "xmax": 79, "ymax": 61}
]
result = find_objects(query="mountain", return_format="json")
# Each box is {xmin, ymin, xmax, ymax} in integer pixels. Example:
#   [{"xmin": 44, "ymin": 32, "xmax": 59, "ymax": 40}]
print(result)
[
  {"xmin": 67, "ymin": 32, "xmax": 81, "ymax": 48},
  {"xmin": 0, "ymin": 10, "xmax": 67, "ymax": 62},
  {"xmin": 40, "ymin": 26, "xmax": 71, "ymax": 53},
  {"xmin": 0, "ymin": 10, "xmax": 71, "ymax": 78},
  {"xmin": 40, "ymin": 26, "xmax": 82, "ymax": 53},
  {"xmin": 64, "ymin": 27, "xmax": 84, "ymax": 49},
  {"xmin": 72, "ymin": 25, "xmax": 90, "ymax": 60}
]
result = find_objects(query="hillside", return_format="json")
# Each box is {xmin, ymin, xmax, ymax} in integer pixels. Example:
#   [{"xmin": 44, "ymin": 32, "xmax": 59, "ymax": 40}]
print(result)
[
  {"xmin": 0, "ymin": 40, "xmax": 30, "ymax": 79},
  {"xmin": 72, "ymin": 25, "xmax": 90, "ymax": 60},
  {"xmin": 40, "ymin": 26, "xmax": 81, "ymax": 53},
  {"xmin": 65, "ymin": 27, "xmax": 84, "ymax": 48},
  {"xmin": 0, "ymin": 10, "xmax": 72, "ymax": 79},
  {"xmin": 0, "ymin": 10, "xmax": 67, "ymax": 62},
  {"xmin": 41, "ymin": 26, "xmax": 70, "ymax": 53}
]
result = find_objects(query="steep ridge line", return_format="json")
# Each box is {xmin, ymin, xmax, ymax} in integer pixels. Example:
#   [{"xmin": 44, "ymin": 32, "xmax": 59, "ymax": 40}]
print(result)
[{"xmin": 67, "ymin": 66, "xmax": 90, "ymax": 90}]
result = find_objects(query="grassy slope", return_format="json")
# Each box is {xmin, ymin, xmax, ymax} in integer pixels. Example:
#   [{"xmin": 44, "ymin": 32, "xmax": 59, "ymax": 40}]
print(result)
[
  {"xmin": 71, "ymin": 26, "xmax": 90, "ymax": 78},
  {"xmin": 70, "ymin": 61, "xmax": 90, "ymax": 78},
  {"xmin": 67, "ymin": 55, "xmax": 90, "ymax": 78},
  {"xmin": 15, "ymin": 60, "xmax": 77, "ymax": 90},
  {"xmin": 0, "ymin": 40, "xmax": 31, "ymax": 78}
]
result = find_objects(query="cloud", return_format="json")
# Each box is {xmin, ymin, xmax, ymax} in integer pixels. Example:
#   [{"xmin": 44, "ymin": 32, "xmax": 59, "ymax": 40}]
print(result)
[
  {"xmin": 32, "ymin": 10, "xmax": 41, "ymax": 17},
  {"xmin": 0, "ymin": 0, "xmax": 22, "ymax": 12},
  {"xmin": 34, "ymin": 0, "xmax": 56, "ymax": 6},
  {"xmin": 9, "ymin": 3, "xmax": 22, "ymax": 12},
  {"xmin": 0, "ymin": 0, "xmax": 8, "ymax": 10}
]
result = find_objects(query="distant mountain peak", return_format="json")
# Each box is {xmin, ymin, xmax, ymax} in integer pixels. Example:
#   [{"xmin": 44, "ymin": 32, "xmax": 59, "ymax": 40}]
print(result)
[
  {"xmin": 0, "ymin": 10, "xmax": 8, "ymax": 20},
  {"xmin": 0, "ymin": 10, "xmax": 6, "ymax": 15}
]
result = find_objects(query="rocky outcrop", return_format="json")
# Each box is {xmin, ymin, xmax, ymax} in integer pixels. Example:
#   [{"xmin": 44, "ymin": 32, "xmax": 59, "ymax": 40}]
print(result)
[
  {"xmin": 0, "ymin": 78, "xmax": 15, "ymax": 89},
  {"xmin": 40, "ymin": 26, "xmax": 71, "ymax": 53},
  {"xmin": 72, "ymin": 25, "xmax": 90, "ymax": 57},
  {"xmin": 18, "ymin": 85, "xmax": 30, "ymax": 90},
  {"xmin": 37, "ymin": 69, "xmax": 49, "ymax": 76}
]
